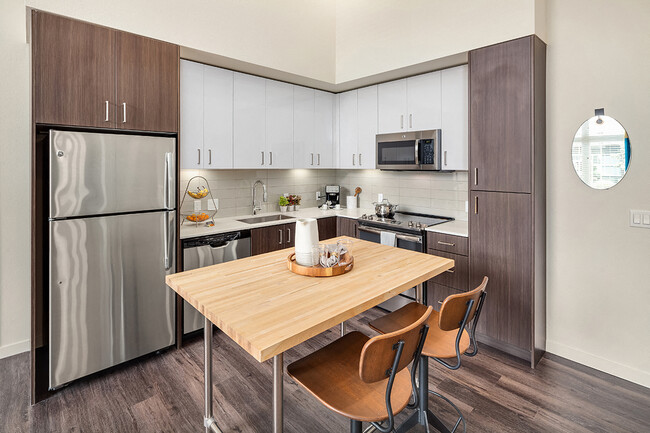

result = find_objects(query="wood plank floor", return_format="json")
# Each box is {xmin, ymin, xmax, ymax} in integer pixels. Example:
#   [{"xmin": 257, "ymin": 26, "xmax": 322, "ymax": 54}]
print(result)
[{"xmin": 2, "ymin": 308, "xmax": 649, "ymax": 432}]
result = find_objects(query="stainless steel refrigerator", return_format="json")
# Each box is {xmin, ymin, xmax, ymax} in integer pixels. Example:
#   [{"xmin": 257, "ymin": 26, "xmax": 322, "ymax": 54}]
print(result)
[{"xmin": 48, "ymin": 130, "xmax": 176, "ymax": 390}]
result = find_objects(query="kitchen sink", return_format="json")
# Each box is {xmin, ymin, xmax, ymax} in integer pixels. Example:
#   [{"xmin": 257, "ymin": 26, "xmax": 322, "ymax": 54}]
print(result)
[{"xmin": 236, "ymin": 214, "xmax": 295, "ymax": 224}]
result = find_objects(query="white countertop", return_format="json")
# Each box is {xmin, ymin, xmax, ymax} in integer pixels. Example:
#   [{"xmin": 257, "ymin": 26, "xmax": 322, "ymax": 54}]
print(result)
[
  {"xmin": 180, "ymin": 207, "xmax": 374, "ymax": 239},
  {"xmin": 181, "ymin": 206, "xmax": 468, "ymax": 239},
  {"xmin": 425, "ymin": 220, "xmax": 468, "ymax": 237}
]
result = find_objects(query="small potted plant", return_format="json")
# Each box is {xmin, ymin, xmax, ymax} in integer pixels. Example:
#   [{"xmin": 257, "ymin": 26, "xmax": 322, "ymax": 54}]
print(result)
[
  {"xmin": 287, "ymin": 194, "xmax": 296, "ymax": 211},
  {"xmin": 294, "ymin": 195, "xmax": 302, "ymax": 211},
  {"xmin": 279, "ymin": 195, "xmax": 289, "ymax": 212}
]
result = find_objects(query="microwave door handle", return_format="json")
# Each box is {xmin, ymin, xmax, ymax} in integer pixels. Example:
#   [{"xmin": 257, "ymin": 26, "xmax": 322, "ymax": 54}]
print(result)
[{"xmin": 414, "ymin": 139, "xmax": 420, "ymax": 166}]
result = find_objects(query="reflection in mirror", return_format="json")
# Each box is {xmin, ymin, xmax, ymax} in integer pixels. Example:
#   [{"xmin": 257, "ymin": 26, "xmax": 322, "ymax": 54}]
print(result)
[{"xmin": 571, "ymin": 115, "xmax": 630, "ymax": 189}]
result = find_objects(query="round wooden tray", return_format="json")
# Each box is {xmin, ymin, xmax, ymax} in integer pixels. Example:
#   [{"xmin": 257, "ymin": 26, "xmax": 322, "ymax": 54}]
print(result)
[{"xmin": 287, "ymin": 252, "xmax": 354, "ymax": 277}]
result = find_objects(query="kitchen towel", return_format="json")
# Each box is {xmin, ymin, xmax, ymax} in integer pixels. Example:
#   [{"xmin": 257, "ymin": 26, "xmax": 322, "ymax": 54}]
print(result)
[{"xmin": 380, "ymin": 231, "xmax": 396, "ymax": 247}]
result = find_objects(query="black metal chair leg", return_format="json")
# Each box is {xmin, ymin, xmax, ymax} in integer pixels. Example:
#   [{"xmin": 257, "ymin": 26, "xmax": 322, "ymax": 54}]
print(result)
[
  {"xmin": 350, "ymin": 419, "xmax": 362, "ymax": 433},
  {"xmin": 428, "ymin": 390, "xmax": 466, "ymax": 433}
]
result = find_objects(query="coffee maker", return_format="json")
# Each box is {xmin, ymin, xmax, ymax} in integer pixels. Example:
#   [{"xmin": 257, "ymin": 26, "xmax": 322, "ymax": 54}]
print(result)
[{"xmin": 324, "ymin": 185, "xmax": 340, "ymax": 208}]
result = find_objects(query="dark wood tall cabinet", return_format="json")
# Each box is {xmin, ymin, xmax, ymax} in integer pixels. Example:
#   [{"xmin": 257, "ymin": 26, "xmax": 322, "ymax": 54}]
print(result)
[{"xmin": 468, "ymin": 35, "xmax": 546, "ymax": 367}]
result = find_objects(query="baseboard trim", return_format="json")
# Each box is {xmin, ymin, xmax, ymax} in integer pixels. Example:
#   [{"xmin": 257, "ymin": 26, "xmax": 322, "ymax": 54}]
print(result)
[
  {"xmin": 546, "ymin": 339, "xmax": 650, "ymax": 389},
  {"xmin": 0, "ymin": 339, "xmax": 30, "ymax": 359}
]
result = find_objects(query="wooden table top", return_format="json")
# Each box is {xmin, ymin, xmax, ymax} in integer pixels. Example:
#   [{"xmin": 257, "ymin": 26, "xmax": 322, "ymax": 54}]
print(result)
[{"xmin": 166, "ymin": 236, "xmax": 454, "ymax": 362}]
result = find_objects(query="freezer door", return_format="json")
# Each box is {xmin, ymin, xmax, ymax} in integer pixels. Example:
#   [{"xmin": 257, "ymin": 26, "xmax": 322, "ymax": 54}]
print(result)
[
  {"xmin": 49, "ymin": 211, "xmax": 176, "ymax": 389},
  {"xmin": 50, "ymin": 130, "xmax": 175, "ymax": 219}
]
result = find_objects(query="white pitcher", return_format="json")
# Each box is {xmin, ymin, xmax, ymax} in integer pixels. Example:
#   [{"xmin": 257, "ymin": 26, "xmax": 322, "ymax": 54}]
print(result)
[{"xmin": 294, "ymin": 218, "xmax": 319, "ymax": 266}]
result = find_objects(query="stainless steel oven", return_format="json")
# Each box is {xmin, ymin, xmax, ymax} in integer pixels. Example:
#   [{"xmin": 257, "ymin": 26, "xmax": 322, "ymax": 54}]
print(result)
[
  {"xmin": 357, "ymin": 226, "xmax": 423, "ymax": 311},
  {"xmin": 376, "ymin": 129, "xmax": 442, "ymax": 171}
]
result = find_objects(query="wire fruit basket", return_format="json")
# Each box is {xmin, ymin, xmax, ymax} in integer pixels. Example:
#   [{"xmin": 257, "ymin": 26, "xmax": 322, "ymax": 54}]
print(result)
[{"xmin": 180, "ymin": 176, "xmax": 218, "ymax": 225}]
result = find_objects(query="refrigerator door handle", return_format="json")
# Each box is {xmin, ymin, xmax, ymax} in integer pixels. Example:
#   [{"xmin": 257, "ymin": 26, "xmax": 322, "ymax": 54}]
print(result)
[
  {"xmin": 164, "ymin": 152, "xmax": 174, "ymax": 209},
  {"xmin": 164, "ymin": 211, "xmax": 172, "ymax": 270}
]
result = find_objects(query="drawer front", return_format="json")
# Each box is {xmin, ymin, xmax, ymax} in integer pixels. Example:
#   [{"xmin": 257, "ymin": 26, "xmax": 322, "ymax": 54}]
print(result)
[
  {"xmin": 427, "ymin": 282, "xmax": 463, "ymax": 312},
  {"xmin": 427, "ymin": 232, "xmax": 468, "ymax": 256},
  {"xmin": 427, "ymin": 249, "xmax": 469, "ymax": 291}
]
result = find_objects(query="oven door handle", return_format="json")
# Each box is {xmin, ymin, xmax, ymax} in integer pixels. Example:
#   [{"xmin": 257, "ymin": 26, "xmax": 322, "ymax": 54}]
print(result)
[{"xmin": 358, "ymin": 226, "xmax": 422, "ymax": 243}]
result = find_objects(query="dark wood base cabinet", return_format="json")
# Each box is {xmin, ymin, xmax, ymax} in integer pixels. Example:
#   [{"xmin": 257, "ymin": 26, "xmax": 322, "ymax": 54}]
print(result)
[
  {"xmin": 251, "ymin": 222, "xmax": 296, "ymax": 255},
  {"xmin": 469, "ymin": 35, "xmax": 546, "ymax": 367},
  {"xmin": 317, "ymin": 217, "xmax": 337, "ymax": 241},
  {"xmin": 336, "ymin": 217, "xmax": 359, "ymax": 238}
]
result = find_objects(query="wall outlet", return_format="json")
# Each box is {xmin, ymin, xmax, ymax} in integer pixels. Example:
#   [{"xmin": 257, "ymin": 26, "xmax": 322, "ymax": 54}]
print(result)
[
  {"xmin": 193, "ymin": 201, "xmax": 201, "ymax": 212},
  {"xmin": 207, "ymin": 199, "xmax": 217, "ymax": 211},
  {"xmin": 465, "ymin": 200, "xmax": 469, "ymax": 213},
  {"xmin": 316, "ymin": 191, "xmax": 321, "ymax": 200},
  {"xmin": 630, "ymin": 210, "xmax": 650, "ymax": 228},
  {"xmin": 377, "ymin": 193, "xmax": 384, "ymax": 202}
]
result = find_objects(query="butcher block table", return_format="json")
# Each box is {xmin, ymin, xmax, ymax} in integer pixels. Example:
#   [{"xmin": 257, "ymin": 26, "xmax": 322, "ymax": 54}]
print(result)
[{"xmin": 166, "ymin": 236, "xmax": 454, "ymax": 433}]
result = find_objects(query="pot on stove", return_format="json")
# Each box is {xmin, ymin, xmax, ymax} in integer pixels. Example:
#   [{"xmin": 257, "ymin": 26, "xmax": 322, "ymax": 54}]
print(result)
[{"xmin": 373, "ymin": 198, "xmax": 399, "ymax": 218}]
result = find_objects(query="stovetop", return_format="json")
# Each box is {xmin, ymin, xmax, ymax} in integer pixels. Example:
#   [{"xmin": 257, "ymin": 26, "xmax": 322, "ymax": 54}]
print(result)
[{"xmin": 358, "ymin": 211, "xmax": 453, "ymax": 234}]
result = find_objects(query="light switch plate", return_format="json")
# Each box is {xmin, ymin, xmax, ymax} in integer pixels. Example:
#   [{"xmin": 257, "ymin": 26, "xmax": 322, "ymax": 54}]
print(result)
[
  {"xmin": 207, "ymin": 199, "xmax": 216, "ymax": 211},
  {"xmin": 193, "ymin": 201, "xmax": 201, "ymax": 212},
  {"xmin": 629, "ymin": 210, "xmax": 650, "ymax": 229}
]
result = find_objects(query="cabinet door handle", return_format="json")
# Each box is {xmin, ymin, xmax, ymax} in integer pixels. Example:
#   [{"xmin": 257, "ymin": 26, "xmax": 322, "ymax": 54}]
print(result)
[
  {"xmin": 317, "ymin": 153, "xmax": 321, "ymax": 166},
  {"xmin": 197, "ymin": 149, "xmax": 201, "ymax": 165},
  {"xmin": 261, "ymin": 151, "xmax": 265, "ymax": 166},
  {"xmin": 311, "ymin": 153, "xmax": 314, "ymax": 166},
  {"xmin": 474, "ymin": 196, "xmax": 478, "ymax": 214},
  {"xmin": 269, "ymin": 152, "xmax": 273, "ymax": 166},
  {"xmin": 279, "ymin": 229, "xmax": 283, "ymax": 245},
  {"xmin": 409, "ymin": 113, "xmax": 412, "ymax": 128},
  {"xmin": 444, "ymin": 150, "xmax": 447, "ymax": 166},
  {"xmin": 438, "ymin": 300, "xmax": 443, "ymax": 305},
  {"xmin": 358, "ymin": 153, "xmax": 362, "ymax": 166},
  {"xmin": 208, "ymin": 149, "xmax": 212, "ymax": 165},
  {"xmin": 105, "ymin": 101, "xmax": 109, "ymax": 122},
  {"xmin": 400, "ymin": 114, "xmax": 404, "ymax": 129},
  {"xmin": 445, "ymin": 268, "xmax": 455, "ymax": 274},
  {"xmin": 437, "ymin": 241, "xmax": 455, "ymax": 247},
  {"xmin": 474, "ymin": 167, "xmax": 478, "ymax": 185},
  {"xmin": 352, "ymin": 154, "xmax": 356, "ymax": 166},
  {"xmin": 122, "ymin": 102, "xmax": 127, "ymax": 123},
  {"xmin": 287, "ymin": 228, "xmax": 291, "ymax": 243}
]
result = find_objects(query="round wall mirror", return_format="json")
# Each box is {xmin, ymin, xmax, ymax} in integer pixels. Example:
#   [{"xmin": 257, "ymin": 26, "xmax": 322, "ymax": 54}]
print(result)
[{"xmin": 571, "ymin": 114, "xmax": 631, "ymax": 189}]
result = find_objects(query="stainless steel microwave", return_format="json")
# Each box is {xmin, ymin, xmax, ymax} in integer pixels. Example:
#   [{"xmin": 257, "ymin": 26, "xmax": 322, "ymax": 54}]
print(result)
[{"xmin": 376, "ymin": 130, "xmax": 442, "ymax": 171}]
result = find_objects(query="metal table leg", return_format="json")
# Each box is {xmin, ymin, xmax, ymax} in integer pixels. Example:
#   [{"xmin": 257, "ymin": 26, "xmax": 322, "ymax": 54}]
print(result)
[
  {"xmin": 416, "ymin": 283, "xmax": 425, "ymax": 304},
  {"xmin": 273, "ymin": 353, "xmax": 284, "ymax": 433},
  {"xmin": 340, "ymin": 321, "xmax": 347, "ymax": 336},
  {"xmin": 204, "ymin": 318, "xmax": 223, "ymax": 433}
]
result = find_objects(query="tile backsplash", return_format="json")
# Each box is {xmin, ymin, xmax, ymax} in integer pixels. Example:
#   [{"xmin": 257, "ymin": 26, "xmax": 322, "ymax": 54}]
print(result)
[{"xmin": 180, "ymin": 169, "xmax": 468, "ymax": 221}]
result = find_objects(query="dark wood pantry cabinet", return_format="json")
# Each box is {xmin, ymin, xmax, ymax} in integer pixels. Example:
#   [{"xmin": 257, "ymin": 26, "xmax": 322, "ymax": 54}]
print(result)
[
  {"xmin": 32, "ymin": 11, "xmax": 178, "ymax": 133},
  {"xmin": 468, "ymin": 35, "xmax": 546, "ymax": 367}
]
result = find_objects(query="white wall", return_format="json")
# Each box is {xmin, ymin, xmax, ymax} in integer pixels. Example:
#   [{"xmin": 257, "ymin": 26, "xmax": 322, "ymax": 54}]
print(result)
[
  {"xmin": 26, "ymin": 0, "xmax": 336, "ymax": 83},
  {"xmin": 0, "ymin": 0, "xmax": 31, "ymax": 358},
  {"xmin": 335, "ymin": 0, "xmax": 537, "ymax": 82},
  {"xmin": 545, "ymin": 0, "xmax": 650, "ymax": 387}
]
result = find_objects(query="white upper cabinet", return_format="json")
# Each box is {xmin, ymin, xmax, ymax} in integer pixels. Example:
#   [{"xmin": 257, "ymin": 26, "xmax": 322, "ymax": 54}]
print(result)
[
  {"xmin": 357, "ymin": 85, "xmax": 377, "ymax": 169},
  {"xmin": 407, "ymin": 71, "xmax": 441, "ymax": 131},
  {"xmin": 338, "ymin": 90, "xmax": 358, "ymax": 169},
  {"xmin": 377, "ymin": 71, "xmax": 442, "ymax": 133},
  {"xmin": 180, "ymin": 60, "xmax": 204, "ymax": 169},
  {"xmin": 181, "ymin": 60, "xmax": 234, "ymax": 169},
  {"xmin": 293, "ymin": 85, "xmax": 314, "ymax": 168},
  {"xmin": 338, "ymin": 86, "xmax": 377, "ymax": 169},
  {"xmin": 441, "ymin": 65, "xmax": 468, "ymax": 170},
  {"xmin": 265, "ymin": 80, "xmax": 293, "ymax": 168},
  {"xmin": 203, "ymin": 66, "xmax": 233, "ymax": 168},
  {"xmin": 377, "ymin": 79, "xmax": 407, "ymax": 134},
  {"xmin": 234, "ymin": 72, "xmax": 266, "ymax": 168},
  {"xmin": 314, "ymin": 90, "xmax": 335, "ymax": 168}
]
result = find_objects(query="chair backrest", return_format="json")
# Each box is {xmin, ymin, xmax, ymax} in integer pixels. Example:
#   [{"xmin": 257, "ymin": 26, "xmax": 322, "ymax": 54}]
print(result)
[
  {"xmin": 438, "ymin": 277, "xmax": 488, "ymax": 331},
  {"xmin": 359, "ymin": 305, "xmax": 433, "ymax": 383}
]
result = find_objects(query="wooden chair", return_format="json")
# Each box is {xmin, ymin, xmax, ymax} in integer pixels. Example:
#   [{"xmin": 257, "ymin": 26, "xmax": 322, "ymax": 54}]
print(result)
[
  {"xmin": 368, "ymin": 277, "xmax": 488, "ymax": 433},
  {"xmin": 287, "ymin": 306, "xmax": 433, "ymax": 433}
]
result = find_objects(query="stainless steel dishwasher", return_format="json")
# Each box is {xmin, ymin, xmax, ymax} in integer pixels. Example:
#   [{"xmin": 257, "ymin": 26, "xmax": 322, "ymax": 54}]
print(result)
[{"xmin": 182, "ymin": 230, "xmax": 251, "ymax": 334}]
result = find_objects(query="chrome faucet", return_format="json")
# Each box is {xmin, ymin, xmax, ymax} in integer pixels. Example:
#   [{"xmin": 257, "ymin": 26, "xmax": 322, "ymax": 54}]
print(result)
[{"xmin": 252, "ymin": 180, "xmax": 267, "ymax": 215}]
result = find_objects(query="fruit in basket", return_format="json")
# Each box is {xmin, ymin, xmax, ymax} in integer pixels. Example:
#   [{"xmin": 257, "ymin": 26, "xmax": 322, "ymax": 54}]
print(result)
[
  {"xmin": 186, "ymin": 212, "xmax": 210, "ymax": 222},
  {"xmin": 188, "ymin": 186, "xmax": 209, "ymax": 199}
]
